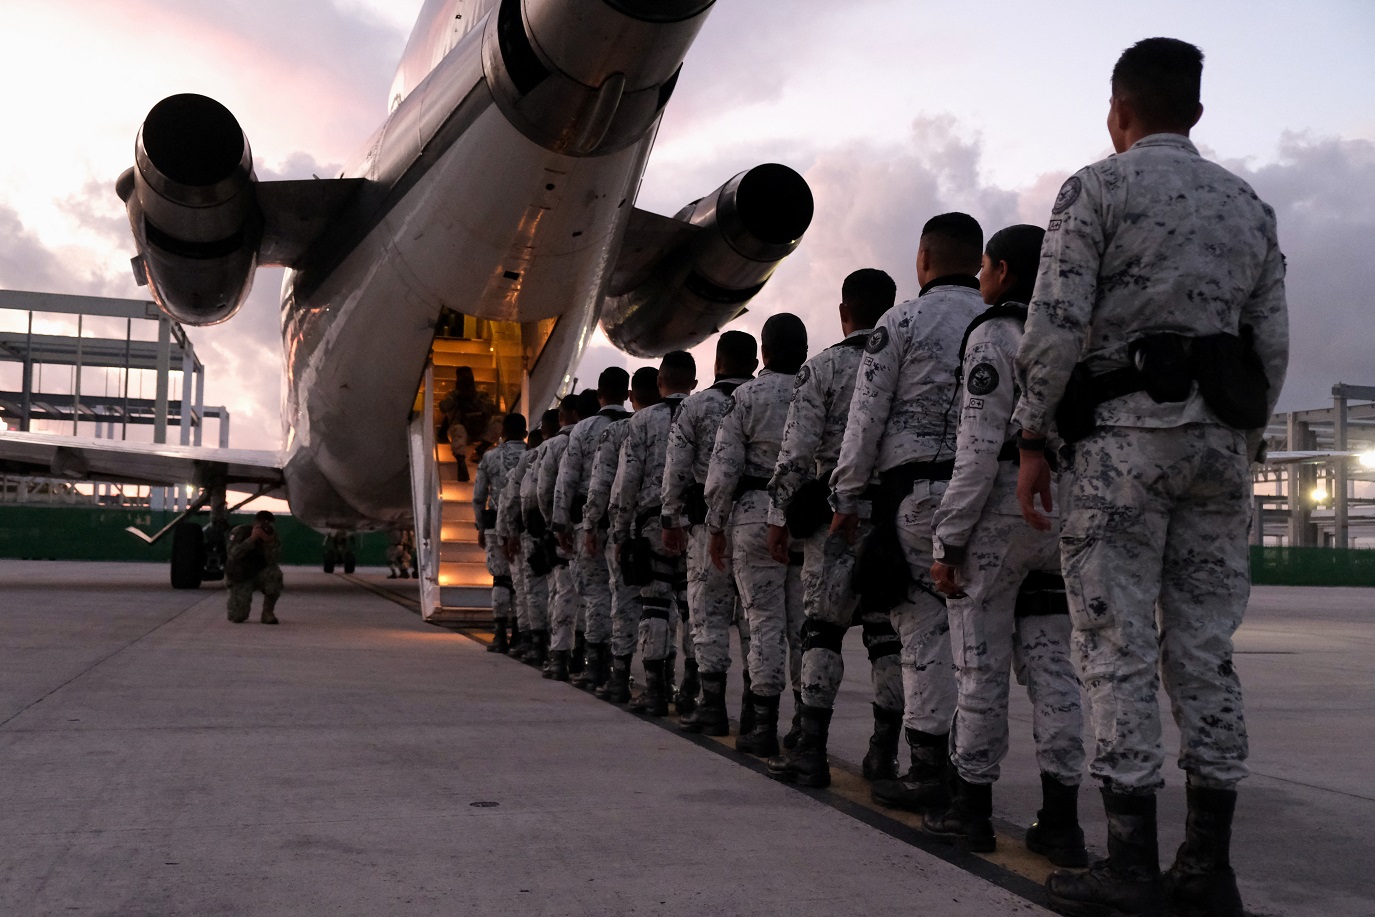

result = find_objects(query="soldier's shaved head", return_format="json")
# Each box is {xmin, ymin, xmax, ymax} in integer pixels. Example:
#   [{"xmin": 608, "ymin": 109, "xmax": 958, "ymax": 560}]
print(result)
[
  {"xmin": 842, "ymin": 268, "xmax": 897, "ymax": 329},
  {"xmin": 597, "ymin": 366, "xmax": 630, "ymax": 403},
  {"xmin": 659, "ymin": 350, "xmax": 697, "ymax": 394},
  {"xmin": 716, "ymin": 330, "xmax": 758, "ymax": 378},
  {"xmin": 918, "ymin": 212, "xmax": 983, "ymax": 279},
  {"xmin": 501, "ymin": 412, "xmax": 527, "ymax": 441},
  {"xmin": 761, "ymin": 312, "xmax": 807, "ymax": 374},
  {"xmin": 1112, "ymin": 38, "xmax": 1203, "ymax": 133},
  {"xmin": 631, "ymin": 366, "xmax": 662, "ymax": 408}
]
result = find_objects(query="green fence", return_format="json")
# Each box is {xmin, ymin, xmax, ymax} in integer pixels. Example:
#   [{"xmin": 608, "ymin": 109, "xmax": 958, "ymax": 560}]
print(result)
[
  {"xmin": 1250, "ymin": 546, "xmax": 1375, "ymax": 587},
  {"xmin": 0, "ymin": 505, "xmax": 394, "ymax": 566}
]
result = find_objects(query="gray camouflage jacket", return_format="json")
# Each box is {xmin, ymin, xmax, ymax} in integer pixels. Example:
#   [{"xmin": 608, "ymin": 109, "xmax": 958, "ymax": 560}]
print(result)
[
  {"xmin": 705, "ymin": 369, "xmax": 796, "ymax": 532},
  {"xmin": 661, "ymin": 376, "xmax": 752, "ymax": 528},
  {"xmin": 473, "ymin": 440, "xmax": 526, "ymax": 533},
  {"xmin": 767, "ymin": 329, "xmax": 871, "ymax": 528},
  {"xmin": 610, "ymin": 394, "xmax": 688, "ymax": 542},
  {"xmin": 499, "ymin": 446, "xmax": 539, "ymax": 539},
  {"xmin": 832, "ymin": 280, "xmax": 986, "ymax": 513},
  {"xmin": 581, "ymin": 417, "xmax": 633, "ymax": 535},
  {"xmin": 1013, "ymin": 133, "xmax": 1289, "ymax": 435},
  {"xmin": 535, "ymin": 426, "xmax": 574, "ymax": 523},
  {"xmin": 552, "ymin": 406, "xmax": 629, "ymax": 532}
]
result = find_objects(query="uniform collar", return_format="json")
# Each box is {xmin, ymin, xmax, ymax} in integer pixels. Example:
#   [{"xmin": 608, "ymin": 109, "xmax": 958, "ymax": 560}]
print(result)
[
  {"xmin": 918, "ymin": 274, "xmax": 980, "ymax": 296},
  {"xmin": 844, "ymin": 328, "xmax": 873, "ymax": 342},
  {"xmin": 597, "ymin": 404, "xmax": 626, "ymax": 416},
  {"xmin": 1130, "ymin": 133, "xmax": 1199, "ymax": 155},
  {"xmin": 712, "ymin": 375, "xmax": 753, "ymax": 384}
]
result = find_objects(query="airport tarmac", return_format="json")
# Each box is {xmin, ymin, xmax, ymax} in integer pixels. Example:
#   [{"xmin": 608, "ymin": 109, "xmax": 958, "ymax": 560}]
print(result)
[{"xmin": 0, "ymin": 561, "xmax": 1369, "ymax": 916}]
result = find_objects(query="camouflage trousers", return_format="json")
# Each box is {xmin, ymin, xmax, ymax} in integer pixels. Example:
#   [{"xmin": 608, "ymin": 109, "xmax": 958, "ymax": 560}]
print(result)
[
  {"xmin": 1064, "ymin": 424, "xmax": 1251, "ymax": 793},
  {"xmin": 607, "ymin": 536, "xmax": 640, "ymax": 659},
  {"xmin": 521, "ymin": 533, "xmax": 550, "ymax": 631},
  {"xmin": 484, "ymin": 531, "xmax": 513, "ymax": 623},
  {"xmin": 637, "ymin": 517, "xmax": 689, "ymax": 663},
  {"xmin": 893, "ymin": 481, "xmax": 958, "ymax": 734},
  {"xmin": 509, "ymin": 536, "xmax": 531, "ymax": 633},
  {"xmin": 549, "ymin": 559, "xmax": 579, "ymax": 653},
  {"xmin": 798, "ymin": 525, "xmax": 904, "ymax": 713},
  {"xmin": 226, "ymin": 567, "xmax": 283, "ymax": 623},
  {"xmin": 947, "ymin": 512, "xmax": 1084, "ymax": 785},
  {"xmin": 730, "ymin": 493, "xmax": 804, "ymax": 698},
  {"xmin": 687, "ymin": 523, "xmax": 750, "ymax": 676},
  {"xmin": 573, "ymin": 532, "xmax": 613, "ymax": 645}
]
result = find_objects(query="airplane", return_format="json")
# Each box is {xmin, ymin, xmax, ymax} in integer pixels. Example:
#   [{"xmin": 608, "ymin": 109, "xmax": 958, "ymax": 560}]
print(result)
[{"xmin": 0, "ymin": 0, "xmax": 814, "ymax": 619}]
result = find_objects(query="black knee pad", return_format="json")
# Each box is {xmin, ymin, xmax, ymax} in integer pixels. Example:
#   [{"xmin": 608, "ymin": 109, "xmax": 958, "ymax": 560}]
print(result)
[
  {"xmin": 862, "ymin": 619, "xmax": 901, "ymax": 662},
  {"xmin": 493, "ymin": 575, "xmax": 513, "ymax": 591},
  {"xmin": 801, "ymin": 618, "xmax": 847, "ymax": 654}
]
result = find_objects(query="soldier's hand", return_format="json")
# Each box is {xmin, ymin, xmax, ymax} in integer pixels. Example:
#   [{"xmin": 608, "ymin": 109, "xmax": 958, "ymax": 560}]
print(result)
[
  {"xmin": 829, "ymin": 511, "xmax": 860, "ymax": 544},
  {"xmin": 503, "ymin": 538, "xmax": 519, "ymax": 562},
  {"xmin": 930, "ymin": 560, "xmax": 966, "ymax": 598},
  {"xmin": 662, "ymin": 525, "xmax": 686, "ymax": 556},
  {"xmin": 1017, "ymin": 449, "xmax": 1054, "ymax": 531},
  {"xmin": 477, "ymin": 531, "xmax": 487, "ymax": 549},
  {"xmin": 766, "ymin": 524, "xmax": 791, "ymax": 565},
  {"xmin": 582, "ymin": 531, "xmax": 598, "ymax": 555},
  {"xmin": 557, "ymin": 531, "xmax": 573, "ymax": 554},
  {"xmin": 709, "ymin": 531, "xmax": 729, "ymax": 571}
]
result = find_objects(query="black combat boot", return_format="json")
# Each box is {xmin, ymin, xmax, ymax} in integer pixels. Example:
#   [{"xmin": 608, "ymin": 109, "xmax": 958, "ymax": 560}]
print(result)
[
  {"xmin": 488, "ymin": 619, "xmax": 509, "ymax": 653},
  {"xmin": 629, "ymin": 660, "xmax": 669, "ymax": 716},
  {"xmin": 871, "ymin": 728, "xmax": 950, "ymax": 813},
  {"xmin": 598, "ymin": 655, "xmax": 633, "ymax": 703},
  {"xmin": 506, "ymin": 621, "xmax": 523, "ymax": 656},
  {"xmin": 664, "ymin": 652, "xmax": 678, "ymax": 711},
  {"xmin": 543, "ymin": 649, "xmax": 570, "ymax": 682},
  {"xmin": 570, "ymin": 631, "xmax": 586, "ymax": 677},
  {"xmin": 1163, "ymin": 785, "xmax": 1244, "ymax": 917},
  {"xmin": 676, "ymin": 659, "xmax": 700, "ymax": 718},
  {"xmin": 1046, "ymin": 789, "xmax": 1164, "ymax": 917},
  {"xmin": 735, "ymin": 692, "xmax": 780, "ymax": 757},
  {"xmin": 738, "ymin": 673, "xmax": 756, "ymax": 735},
  {"xmin": 922, "ymin": 773, "xmax": 996, "ymax": 852},
  {"xmin": 527, "ymin": 630, "xmax": 549, "ymax": 668},
  {"xmin": 1026, "ymin": 772, "xmax": 1089, "ymax": 867},
  {"xmin": 679, "ymin": 671, "xmax": 730, "ymax": 736},
  {"xmin": 766, "ymin": 704, "xmax": 833, "ymax": 788},
  {"xmin": 571, "ymin": 642, "xmax": 602, "ymax": 690},
  {"xmin": 861, "ymin": 704, "xmax": 903, "ymax": 781},
  {"xmin": 782, "ymin": 690, "xmax": 805, "ymax": 749}
]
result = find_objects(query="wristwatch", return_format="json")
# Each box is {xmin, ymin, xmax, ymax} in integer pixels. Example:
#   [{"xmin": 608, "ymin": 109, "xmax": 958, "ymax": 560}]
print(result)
[{"xmin": 1016, "ymin": 432, "xmax": 1047, "ymax": 451}]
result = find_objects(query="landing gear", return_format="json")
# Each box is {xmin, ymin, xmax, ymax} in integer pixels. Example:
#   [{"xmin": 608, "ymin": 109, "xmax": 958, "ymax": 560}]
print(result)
[{"xmin": 170, "ymin": 522, "xmax": 206, "ymax": 590}]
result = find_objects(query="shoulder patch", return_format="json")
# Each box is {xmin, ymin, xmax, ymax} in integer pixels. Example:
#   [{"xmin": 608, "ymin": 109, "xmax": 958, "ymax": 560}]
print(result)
[
  {"xmin": 967, "ymin": 362, "xmax": 999, "ymax": 396},
  {"xmin": 722, "ymin": 396, "xmax": 736, "ymax": 415},
  {"xmin": 795, "ymin": 364, "xmax": 812, "ymax": 387},
  {"xmin": 1051, "ymin": 176, "xmax": 1081, "ymax": 214},
  {"xmin": 865, "ymin": 327, "xmax": 890, "ymax": 354}
]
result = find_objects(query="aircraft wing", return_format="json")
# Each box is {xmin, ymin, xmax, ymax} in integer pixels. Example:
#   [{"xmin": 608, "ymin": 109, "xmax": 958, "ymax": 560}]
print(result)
[{"xmin": 0, "ymin": 431, "xmax": 284, "ymax": 490}]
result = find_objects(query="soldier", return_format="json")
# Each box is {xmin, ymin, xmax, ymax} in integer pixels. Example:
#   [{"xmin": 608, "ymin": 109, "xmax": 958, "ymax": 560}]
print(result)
[
  {"xmin": 439, "ymin": 365, "xmax": 498, "ymax": 482},
  {"xmin": 497, "ymin": 424, "xmax": 544, "ymax": 659},
  {"xmin": 1015, "ymin": 40, "xmax": 1287, "ymax": 917},
  {"xmin": 533, "ymin": 395, "xmax": 584, "ymax": 680},
  {"xmin": 386, "ymin": 527, "xmax": 411, "ymax": 579},
  {"xmin": 474, "ymin": 412, "xmax": 528, "ymax": 654},
  {"xmin": 705, "ymin": 314, "xmax": 808, "ymax": 756},
  {"xmin": 515, "ymin": 410, "xmax": 562, "ymax": 667},
  {"xmin": 584, "ymin": 367, "xmax": 660, "ymax": 701},
  {"xmin": 663, "ymin": 331, "xmax": 758, "ymax": 736},
  {"xmin": 831, "ymin": 213, "xmax": 987, "ymax": 811},
  {"xmin": 553, "ymin": 369, "xmax": 632, "ymax": 690},
  {"xmin": 764, "ymin": 270, "xmax": 905, "ymax": 788},
  {"xmin": 225, "ymin": 510, "xmax": 283, "ymax": 625},
  {"xmin": 915, "ymin": 225, "xmax": 1087, "ymax": 864},
  {"xmin": 610, "ymin": 352, "xmax": 696, "ymax": 716}
]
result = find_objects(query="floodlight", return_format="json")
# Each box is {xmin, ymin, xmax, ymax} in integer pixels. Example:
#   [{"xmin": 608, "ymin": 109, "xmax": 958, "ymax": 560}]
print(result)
[
  {"xmin": 1311, "ymin": 486, "xmax": 1328, "ymax": 503},
  {"xmin": 1359, "ymin": 451, "xmax": 1375, "ymax": 469}
]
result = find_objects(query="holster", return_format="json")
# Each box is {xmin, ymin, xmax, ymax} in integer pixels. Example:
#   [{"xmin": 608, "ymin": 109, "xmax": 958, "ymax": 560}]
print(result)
[
  {"xmin": 784, "ymin": 476, "xmax": 833, "ymax": 539},
  {"xmin": 684, "ymin": 482, "xmax": 709, "ymax": 527},
  {"xmin": 1014, "ymin": 570, "xmax": 1069, "ymax": 618},
  {"xmin": 480, "ymin": 508, "xmax": 498, "ymax": 530},
  {"xmin": 570, "ymin": 493, "xmax": 587, "ymax": 525},
  {"xmin": 524, "ymin": 508, "xmax": 547, "ymax": 539},
  {"xmin": 1190, "ymin": 326, "xmax": 1270, "ymax": 429}
]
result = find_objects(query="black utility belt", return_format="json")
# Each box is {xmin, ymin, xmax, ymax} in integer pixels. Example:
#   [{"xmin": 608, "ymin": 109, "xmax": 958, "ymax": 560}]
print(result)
[
  {"xmin": 879, "ymin": 458, "xmax": 955, "ymax": 492},
  {"xmin": 734, "ymin": 475, "xmax": 771, "ymax": 500}
]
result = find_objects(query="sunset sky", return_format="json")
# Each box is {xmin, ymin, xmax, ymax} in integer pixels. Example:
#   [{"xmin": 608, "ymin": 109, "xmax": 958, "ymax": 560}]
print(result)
[{"xmin": 1, "ymin": 0, "xmax": 1372, "ymax": 449}]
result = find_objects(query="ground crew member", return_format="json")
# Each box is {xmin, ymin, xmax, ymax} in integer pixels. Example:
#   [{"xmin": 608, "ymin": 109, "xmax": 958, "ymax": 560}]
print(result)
[
  {"xmin": 533, "ymin": 395, "xmax": 583, "ymax": 680},
  {"xmin": 663, "ymin": 331, "xmax": 758, "ymax": 736},
  {"xmin": 553, "ymin": 369, "xmax": 631, "ymax": 690},
  {"xmin": 831, "ymin": 213, "xmax": 987, "ymax": 812},
  {"xmin": 439, "ymin": 365, "xmax": 498, "ymax": 482},
  {"xmin": 386, "ymin": 527, "xmax": 412, "ymax": 579},
  {"xmin": 765, "ymin": 270, "xmax": 905, "ymax": 788},
  {"xmin": 497, "ymin": 424, "xmax": 544, "ymax": 659},
  {"xmin": 706, "ymin": 314, "xmax": 808, "ymax": 757},
  {"xmin": 515, "ymin": 410, "xmax": 562, "ymax": 667},
  {"xmin": 1014, "ymin": 39, "xmax": 1288, "ymax": 917},
  {"xmin": 226, "ymin": 510, "xmax": 283, "ymax": 625},
  {"xmin": 611, "ymin": 352, "xmax": 696, "ymax": 716},
  {"xmin": 474, "ymin": 413, "xmax": 527, "ymax": 654},
  {"xmin": 583, "ymin": 368, "xmax": 659, "ymax": 700},
  {"xmin": 918, "ymin": 225, "xmax": 1087, "ymax": 864}
]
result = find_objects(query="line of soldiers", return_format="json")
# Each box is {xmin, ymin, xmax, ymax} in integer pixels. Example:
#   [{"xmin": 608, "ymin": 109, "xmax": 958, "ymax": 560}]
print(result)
[{"xmin": 472, "ymin": 39, "xmax": 1287, "ymax": 917}]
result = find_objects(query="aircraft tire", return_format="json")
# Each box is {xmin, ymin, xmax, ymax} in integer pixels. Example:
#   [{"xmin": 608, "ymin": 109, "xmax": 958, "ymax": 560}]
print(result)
[
  {"xmin": 343, "ymin": 555, "xmax": 356, "ymax": 575},
  {"xmin": 324, "ymin": 559, "xmax": 336, "ymax": 573},
  {"xmin": 170, "ymin": 522, "xmax": 206, "ymax": 590}
]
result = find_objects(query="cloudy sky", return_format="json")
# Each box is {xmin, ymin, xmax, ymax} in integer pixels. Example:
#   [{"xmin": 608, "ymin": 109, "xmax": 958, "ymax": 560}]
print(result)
[{"xmin": 1, "ymin": 0, "xmax": 1372, "ymax": 449}]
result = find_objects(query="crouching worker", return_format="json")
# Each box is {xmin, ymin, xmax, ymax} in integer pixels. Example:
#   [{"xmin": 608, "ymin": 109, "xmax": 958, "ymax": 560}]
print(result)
[{"xmin": 227, "ymin": 510, "xmax": 284, "ymax": 625}]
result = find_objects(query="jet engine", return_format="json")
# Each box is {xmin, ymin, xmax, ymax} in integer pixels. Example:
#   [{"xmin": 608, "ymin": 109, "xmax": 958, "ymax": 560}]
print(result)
[
  {"xmin": 118, "ymin": 94, "xmax": 261, "ymax": 325},
  {"xmin": 599, "ymin": 163, "xmax": 814, "ymax": 357}
]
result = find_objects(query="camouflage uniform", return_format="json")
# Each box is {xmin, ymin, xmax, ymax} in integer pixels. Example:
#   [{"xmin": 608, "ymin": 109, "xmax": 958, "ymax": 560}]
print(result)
[
  {"xmin": 474, "ymin": 439, "xmax": 526, "ymax": 625},
  {"xmin": 612, "ymin": 395, "xmax": 690, "ymax": 664},
  {"xmin": 582, "ymin": 417, "xmax": 638, "ymax": 659},
  {"xmin": 932, "ymin": 312, "xmax": 1083, "ymax": 785},
  {"xmin": 226, "ymin": 525, "xmax": 284, "ymax": 623},
  {"xmin": 663, "ymin": 377, "xmax": 755, "ymax": 677},
  {"xmin": 1015, "ymin": 134, "xmax": 1289, "ymax": 793},
  {"xmin": 554, "ymin": 407, "xmax": 628, "ymax": 647},
  {"xmin": 768, "ymin": 330, "xmax": 904, "ymax": 713},
  {"xmin": 705, "ymin": 370, "xmax": 804, "ymax": 700},
  {"xmin": 518, "ymin": 442, "xmax": 553, "ymax": 633},
  {"xmin": 497, "ymin": 445, "xmax": 538, "ymax": 635},
  {"xmin": 833, "ymin": 280, "xmax": 986, "ymax": 734},
  {"xmin": 537, "ymin": 426, "xmax": 577, "ymax": 653}
]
